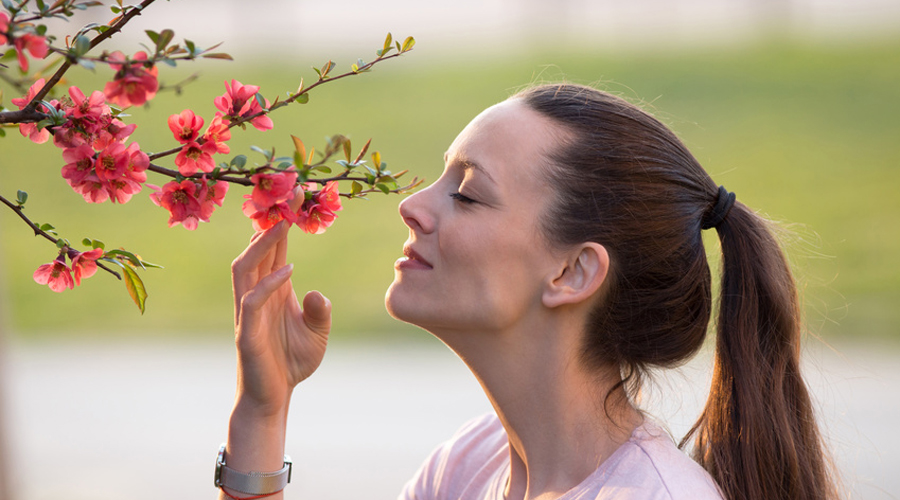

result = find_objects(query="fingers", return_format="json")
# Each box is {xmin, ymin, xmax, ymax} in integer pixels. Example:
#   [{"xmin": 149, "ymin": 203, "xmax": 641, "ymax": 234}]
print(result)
[
  {"xmin": 288, "ymin": 185, "xmax": 305, "ymax": 212},
  {"xmin": 238, "ymin": 263, "xmax": 294, "ymax": 331},
  {"xmin": 302, "ymin": 290, "xmax": 332, "ymax": 335},
  {"xmin": 233, "ymin": 221, "xmax": 290, "ymax": 324}
]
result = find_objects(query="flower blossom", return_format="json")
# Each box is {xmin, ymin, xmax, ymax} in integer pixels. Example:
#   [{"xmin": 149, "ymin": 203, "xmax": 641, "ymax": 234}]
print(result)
[
  {"xmin": 295, "ymin": 198, "xmax": 337, "ymax": 235},
  {"xmin": 198, "ymin": 176, "xmax": 229, "ymax": 221},
  {"xmin": 168, "ymin": 109, "xmax": 204, "ymax": 144},
  {"xmin": 33, "ymin": 256, "xmax": 74, "ymax": 293},
  {"xmin": 243, "ymin": 201, "xmax": 297, "ymax": 232},
  {"xmin": 294, "ymin": 182, "xmax": 342, "ymax": 234},
  {"xmin": 0, "ymin": 13, "xmax": 9, "ymax": 45},
  {"xmin": 214, "ymin": 80, "xmax": 273, "ymax": 131},
  {"xmin": 175, "ymin": 140, "xmax": 219, "ymax": 176},
  {"xmin": 10, "ymin": 78, "xmax": 52, "ymax": 144},
  {"xmin": 103, "ymin": 51, "xmax": 159, "ymax": 108},
  {"xmin": 203, "ymin": 113, "xmax": 231, "ymax": 154},
  {"xmin": 71, "ymin": 248, "xmax": 104, "ymax": 286},
  {"xmin": 240, "ymin": 171, "xmax": 299, "ymax": 231},
  {"xmin": 149, "ymin": 180, "xmax": 204, "ymax": 230},
  {"xmin": 13, "ymin": 33, "xmax": 48, "ymax": 72}
]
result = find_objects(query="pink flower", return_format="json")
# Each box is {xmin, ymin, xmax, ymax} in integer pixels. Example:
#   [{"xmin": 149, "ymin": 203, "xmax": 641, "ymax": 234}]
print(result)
[
  {"xmin": 202, "ymin": 113, "xmax": 231, "ymax": 154},
  {"xmin": 14, "ymin": 33, "xmax": 48, "ymax": 72},
  {"xmin": 246, "ymin": 171, "xmax": 298, "ymax": 210},
  {"xmin": 214, "ymin": 79, "xmax": 273, "ymax": 131},
  {"xmin": 72, "ymin": 174, "xmax": 110, "ymax": 204},
  {"xmin": 168, "ymin": 109, "xmax": 204, "ymax": 144},
  {"xmin": 295, "ymin": 199, "xmax": 337, "ymax": 235},
  {"xmin": 0, "ymin": 13, "xmax": 9, "ymax": 45},
  {"xmin": 33, "ymin": 256, "xmax": 74, "ymax": 293},
  {"xmin": 10, "ymin": 79, "xmax": 50, "ymax": 144},
  {"xmin": 94, "ymin": 142, "xmax": 129, "ymax": 182},
  {"xmin": 68, "ymin": 86, "xmax": 109, "ymax": 121},
  {"xmin": 71, "ymin": 248, "xmax": 104, "ymax": 286},
  {"xmin": 174, "ymin": 140, "xmax": 219, "ymax": 176},
  {"xmin": 198, "ymin": 176, "xmax": 229, "ymax": 221},
  {"xmin": 103, "ymin": 51, "xmax": 159, "ymax": 108},
  {"xmin": 315, "ymin": 181, "xmax": 343, "ymax": 214},
  {"xmin": 242, "ymin": 200, "xmax": 297, "ymax": 232},
  {"xmin": 94, "ymin": 118, "xmax": 136, "ymax": 150},
  {"xmin": 61, "ymin": 145, "xmax": 96, "ymax": 186},
  {"xmin": 149, "ymin": 180, "xmax": 204, "ymax": 230}
]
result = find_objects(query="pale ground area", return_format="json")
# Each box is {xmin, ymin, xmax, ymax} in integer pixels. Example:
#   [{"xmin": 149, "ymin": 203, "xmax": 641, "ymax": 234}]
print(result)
[{"xmin": 1, "ymin": 336, "xmax": 897, "ymax": 499}]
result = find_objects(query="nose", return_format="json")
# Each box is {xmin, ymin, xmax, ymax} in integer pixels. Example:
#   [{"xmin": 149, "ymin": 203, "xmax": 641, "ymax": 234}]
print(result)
[{"xmin": 398, "ymin": 185, "xmax": 435, "ymax": 234}]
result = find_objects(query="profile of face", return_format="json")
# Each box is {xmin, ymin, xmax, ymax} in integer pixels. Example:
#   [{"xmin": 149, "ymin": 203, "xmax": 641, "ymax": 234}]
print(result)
[{"xmin": 384, "ymin": 99, "xmax": 572, "ymax": 335}]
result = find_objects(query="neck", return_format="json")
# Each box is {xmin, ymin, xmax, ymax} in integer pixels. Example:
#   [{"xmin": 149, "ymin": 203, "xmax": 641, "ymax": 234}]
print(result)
[{"xmin": 434, "ymin": 310, "xmax": 643, "ymax": 500}]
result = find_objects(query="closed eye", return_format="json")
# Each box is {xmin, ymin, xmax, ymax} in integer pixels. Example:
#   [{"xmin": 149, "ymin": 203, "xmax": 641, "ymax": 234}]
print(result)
[{"xmin": 449, "ymin": 192, "xmax": 477, "ymax": 204}]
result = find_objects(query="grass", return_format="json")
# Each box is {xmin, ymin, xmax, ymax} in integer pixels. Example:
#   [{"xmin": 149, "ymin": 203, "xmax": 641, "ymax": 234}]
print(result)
[{"xmin": 2, "ymin": 38, "xmax": 898, "ymax": 341}]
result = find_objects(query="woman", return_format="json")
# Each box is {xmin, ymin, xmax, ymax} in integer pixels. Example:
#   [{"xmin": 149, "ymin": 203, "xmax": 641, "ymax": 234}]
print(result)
[{"xmin": 219, "ymin": 84, "xmax": 838, "ymax": 500}]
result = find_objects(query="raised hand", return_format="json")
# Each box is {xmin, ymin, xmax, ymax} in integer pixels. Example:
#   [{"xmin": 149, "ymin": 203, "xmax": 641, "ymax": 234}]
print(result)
[{"xmin": 230, "ymin": 219, "xmax": 332, "ymax": 416}]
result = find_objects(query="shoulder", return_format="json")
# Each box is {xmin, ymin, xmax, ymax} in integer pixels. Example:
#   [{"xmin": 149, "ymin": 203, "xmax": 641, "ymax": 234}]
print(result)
[
  {"xmin": 398, "ymin": 413, "xmax": 509, "ymax": 500},
  {"xmin": 587, "ymin": 420, "xmax": 724, "ymax": 500}
]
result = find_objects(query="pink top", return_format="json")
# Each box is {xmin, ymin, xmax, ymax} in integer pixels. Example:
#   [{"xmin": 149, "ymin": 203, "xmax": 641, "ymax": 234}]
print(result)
[{"xmin": 398, "ymin": 413, "xmax": 724, "ymax": 500}]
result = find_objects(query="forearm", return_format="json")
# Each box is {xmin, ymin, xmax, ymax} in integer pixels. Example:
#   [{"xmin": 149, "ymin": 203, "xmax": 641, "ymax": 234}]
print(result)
[{"xmin": 219, "ymin": 394, "xmax": 292, "ymax": 500}]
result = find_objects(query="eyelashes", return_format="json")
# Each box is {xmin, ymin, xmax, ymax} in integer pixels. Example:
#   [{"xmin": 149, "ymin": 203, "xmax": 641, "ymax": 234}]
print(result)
[{"xmin": 449, "ymin": 192, "xmax": 477, "ymax": 204}]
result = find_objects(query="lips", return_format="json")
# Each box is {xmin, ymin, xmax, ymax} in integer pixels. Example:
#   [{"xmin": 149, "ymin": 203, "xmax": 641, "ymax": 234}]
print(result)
[{"xmin": 403, "ymin": 246, "xmax": 433, "ymax": 268}]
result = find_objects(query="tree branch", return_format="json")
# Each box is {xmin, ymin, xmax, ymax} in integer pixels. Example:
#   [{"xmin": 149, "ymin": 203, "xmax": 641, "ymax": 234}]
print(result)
[{"xmin": 0, "ymin": 193, "xmax": 121, "ymax": 280}]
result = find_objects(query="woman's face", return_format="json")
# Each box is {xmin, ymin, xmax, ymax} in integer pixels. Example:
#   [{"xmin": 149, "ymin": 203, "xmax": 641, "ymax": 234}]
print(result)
[{"xmin": 385, "ymin": 99, "xmax": 569, "ymax": 334}]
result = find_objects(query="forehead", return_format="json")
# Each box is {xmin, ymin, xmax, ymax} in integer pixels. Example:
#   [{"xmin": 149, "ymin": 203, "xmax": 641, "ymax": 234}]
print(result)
[{"xmin": 445, "ymin": 99, "xmax": 565, "ymax": 180}]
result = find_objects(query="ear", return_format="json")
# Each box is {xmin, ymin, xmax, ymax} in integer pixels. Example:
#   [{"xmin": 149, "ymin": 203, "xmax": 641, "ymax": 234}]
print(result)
[{"xmin": 542, "ymin": 242, "xmax": 609, "ymax": 309}]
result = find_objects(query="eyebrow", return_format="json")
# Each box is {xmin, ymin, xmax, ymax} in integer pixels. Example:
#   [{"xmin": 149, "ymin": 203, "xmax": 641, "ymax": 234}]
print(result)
[{"xmin": 443, "ymin": 152, "xmax": 496, "ymax": 184}]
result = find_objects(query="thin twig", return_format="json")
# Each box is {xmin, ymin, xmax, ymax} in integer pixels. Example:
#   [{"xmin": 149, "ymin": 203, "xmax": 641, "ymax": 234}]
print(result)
[{"xmin": 0, "ymin": 193, "xmax": 122, "ymax": 280}]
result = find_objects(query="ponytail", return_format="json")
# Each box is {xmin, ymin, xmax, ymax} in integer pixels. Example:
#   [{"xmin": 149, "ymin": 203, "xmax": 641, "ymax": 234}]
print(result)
[{"xmin": 681, "ymin": 204, "xmax": 839, "ymax": 500}]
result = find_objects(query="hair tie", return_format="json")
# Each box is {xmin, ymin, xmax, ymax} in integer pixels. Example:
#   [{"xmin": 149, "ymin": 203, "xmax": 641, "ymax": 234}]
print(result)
[{"xmin": 701, "ymin": 186, "xmax": 736, "ymax": 230}]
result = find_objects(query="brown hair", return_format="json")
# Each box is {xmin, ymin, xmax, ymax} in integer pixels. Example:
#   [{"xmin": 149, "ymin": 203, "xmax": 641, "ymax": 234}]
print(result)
[{"xmin": 516, "ymin": 83, "xmax": 838, "ymax": 500}]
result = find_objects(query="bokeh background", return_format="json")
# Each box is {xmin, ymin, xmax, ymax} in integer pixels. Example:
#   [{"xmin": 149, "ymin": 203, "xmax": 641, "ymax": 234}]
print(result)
[{"xmin": 0, "ymin": 0, "xmax": 898, "ymax": 499}]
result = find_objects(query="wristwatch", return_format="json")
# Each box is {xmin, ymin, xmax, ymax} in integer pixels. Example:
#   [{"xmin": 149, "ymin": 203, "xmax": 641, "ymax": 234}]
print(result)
[{"xmin": 214, "ymin": 443, "xmax": 293, "ymax": 495}]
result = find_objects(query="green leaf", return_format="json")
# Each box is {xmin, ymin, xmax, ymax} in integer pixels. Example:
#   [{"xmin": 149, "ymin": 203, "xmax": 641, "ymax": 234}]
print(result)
[
  {"xmin": 375, "ymin": 183, "xmax": 391, "ymax": 194},
  {"xmin": 371, "ymin": 151, "xmax": 382, "ymax": 171},
  {"xmin": 16, "ymin": 190, "xmax": 27, "ymax": 205},
  {"xmin": 82, "ymin": 238, "xmax": 91, "ymax": 247},
  {"xmin": 110, "ymin": 5, "xmax": 121, "ymax": 13},
  {"xmin": 202, "ymin": 53, "xmax": 233, "ymax": 60},
  {"xmin": 39, "ymin": 223, "xmax": 55, "ymax": 232},
  {"xmin": 156, "ymin": 29, "xmax": 174, "ymax": 52},
  {"xmin": 137, "ymin": 259, "xmax": 163, "ymax": 269},
  {"xmin": 73, "ymin": 35, "xmax": 91, "ymax": 57},
  {"xmin": 295, "ymin": 93, "xmax": 309, "ymax": 104},
  {"xmin": 343, "ymin": 139, "xmax": 352, "ymax": 162},
  {"xmin": 230, "ymin": 154, "xmax": 247, "ymax": 170},
  {"xmin": 55, "ymin": 239, "xmax": 66, "ymax": 249},
  {"xmin": 145, "ymin": 30, "xmax": 159, "ymax": 45},
  {"xmin": 121, "ymin": 265, "xmax": 147, "ymax": 314},
  {"xmin": 311, "ymin": 165, "xmax": 332, "ymax": 174},
  {"xmin": 250, "ymin": 145, "xmax": 271, "ymax": 159},
  {"xmin": 351, "ymin": 181, "xmax": 362, "ymax": 195},
  {"xmin": 350, "ymin": 63, "xmax": 359, "ymax": 73},
  {"xmin": 402, "ymin": 36, "xmax": 416, "ymax": 52},
  {"xmin": 106, "ymin": 249, "xmax": 142, "ymax": 267}
]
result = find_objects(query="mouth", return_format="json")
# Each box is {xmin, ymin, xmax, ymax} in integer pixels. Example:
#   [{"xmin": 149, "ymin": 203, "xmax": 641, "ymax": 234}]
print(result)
[{"xmin": 401, "ymin": 246, "xmax": 433, "ymax": 269}]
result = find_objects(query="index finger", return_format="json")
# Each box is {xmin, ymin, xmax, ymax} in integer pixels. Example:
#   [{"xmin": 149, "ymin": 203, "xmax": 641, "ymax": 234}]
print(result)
[{"xmin": 232, "ymin": 221, "xmax": 290, "ymax": 321}]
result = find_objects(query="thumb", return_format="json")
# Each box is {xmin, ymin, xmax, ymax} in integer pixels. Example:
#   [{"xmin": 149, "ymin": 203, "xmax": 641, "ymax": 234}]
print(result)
[{"xmin": 302, "ymin": 290, "xmax": 332, "ymax": 334}]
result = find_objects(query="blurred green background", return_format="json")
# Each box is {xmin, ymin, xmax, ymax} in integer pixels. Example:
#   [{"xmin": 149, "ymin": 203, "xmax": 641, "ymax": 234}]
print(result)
[{"xmin": 1, "ymin": 23, "xmax": 898, "ymax": 342}]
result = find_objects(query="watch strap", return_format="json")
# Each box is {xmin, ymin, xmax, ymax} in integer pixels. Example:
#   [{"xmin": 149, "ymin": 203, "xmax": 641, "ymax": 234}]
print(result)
[{"xmin": 215, "ymin": 444, "xmax": 292, "ymax": 495}]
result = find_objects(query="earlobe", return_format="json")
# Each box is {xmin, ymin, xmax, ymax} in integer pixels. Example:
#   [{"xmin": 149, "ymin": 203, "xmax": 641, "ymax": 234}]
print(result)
[{"xmin": 542, "ymin": 243, "xmax": 609, "ymax": 309}]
